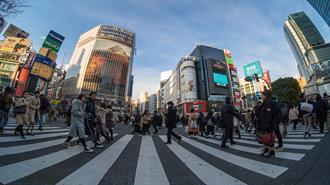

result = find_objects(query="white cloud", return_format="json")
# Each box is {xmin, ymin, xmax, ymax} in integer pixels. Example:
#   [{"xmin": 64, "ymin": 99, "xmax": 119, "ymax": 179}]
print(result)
[{"xmin": 132, "ymin": 67, "xmax": 161, "ymax": 99}]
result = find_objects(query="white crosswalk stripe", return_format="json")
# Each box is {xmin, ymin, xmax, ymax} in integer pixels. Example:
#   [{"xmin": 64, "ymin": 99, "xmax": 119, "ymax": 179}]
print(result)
[
  {"xmin": 2, "ymin": 129, "xmax": 69, "ymax": 135},
  {"xmin": 4, "ymin": 125, "xmax": 61, "ymax": 129},
  {"xmin": 195, "ymin": 136, "xmax": 305, "ymax": 161},
  {"xmin": 56, "ymin": 135, "xmax": 132, "ymax": 185},
  {"xmin": 159, "ymin": 135, "xmax": 247, "ymax": 185},
  {"xmin": 0, "ymin": 122, "xmax": 326, "ymax": 185},
  {"xmin": 134, "ymin": 136, "xmax": 169, "ymax": 185}
]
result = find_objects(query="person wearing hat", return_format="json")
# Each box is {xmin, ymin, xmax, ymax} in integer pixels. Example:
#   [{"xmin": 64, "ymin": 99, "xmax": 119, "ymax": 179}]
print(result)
[
  {"xmin": 164, "ymin": 101, "xmax": 181, "ymax": 144},
  {"xmin": 0, "ymin": 86, "xmax": 14, "ymax": 134}
]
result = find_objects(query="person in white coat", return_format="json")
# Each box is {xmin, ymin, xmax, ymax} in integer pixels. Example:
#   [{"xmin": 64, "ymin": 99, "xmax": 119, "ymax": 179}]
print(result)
[
  {"xmin": 63, "ymin": 94, "xmax": 93, "ymax": 153},
  {"xmin": 289, "ymin": 105, "xmax": 299, "ymax": 130}
]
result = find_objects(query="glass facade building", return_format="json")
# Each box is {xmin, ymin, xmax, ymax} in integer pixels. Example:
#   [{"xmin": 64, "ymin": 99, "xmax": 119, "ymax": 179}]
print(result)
[
  {"xmin": 63, "ymin": 25, "xmax": 135, "ymax": 104},
  {"xmin": 284, "ymin": 11, "xmax": 325, "ymax": 81},
  {"xmin": 307, "ymin": 0, "xmax": 330, "ymax": 27}
]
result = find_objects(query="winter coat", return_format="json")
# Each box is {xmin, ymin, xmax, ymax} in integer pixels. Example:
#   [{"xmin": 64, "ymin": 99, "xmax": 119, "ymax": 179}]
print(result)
[
  {"xmin": 105, "ymin": 110, "xmax": 114, "ymax": 128},
  {"xmin": 0, "ymin": 92, "xmax": 13, "ymax": 112},
  {"xmin": 289, "ymin": 107, "xmax": 299, "ymax": 121},
  {"xmin": 165, "ymin": 107, "xmax": 177, "ymax": 128},
  {"xmin": 39, "ymin": 96, "xmax": 51, "ymax": 114},
  {"xmin": 315, "ymin": 99, "xmax": 328, "ymax": 123},
  {"xmin": 85, "ymin": 97, "xmax": 96, "ymax": 121},
  {"xmin": 256, "ymin": 98, "xmax": 276, "ymax": 133},
  {"xmin": 221, "ymin": 103, "xmax": 239, "ymax": 129},
  {"xmin": 140, "ymin": 115, "xmax": 150, "ymax": 127},
  {"xmin": 26, "ymin": 95, "xmax": 40, "ymax": 113},
  {"xmin": 68, "ymin": 99, "xmax": 86, "ymax": 138},
  {"xmin": 97, "ymin": 107, "xmax": 108, "ymax": 132}
]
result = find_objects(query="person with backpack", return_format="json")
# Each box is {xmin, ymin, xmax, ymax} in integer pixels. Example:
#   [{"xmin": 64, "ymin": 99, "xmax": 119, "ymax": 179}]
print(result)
[
  {"xmin": 280, "ymin": 102, "xmax": 290, "ymax": 138},
  {"xmin": 315, "ymin": 94, "xmax": 329, "ymax": 134},
  {"xmin": 187, "ymin": 108, "xmax": 198, "ymax": 136},
  {"xmin": 0, "ymin": 86, "xmax": 14, "ymax": 134},
  {"xmin": 206, "ymin": 110, "xmax": 216, "ymax": 137}
]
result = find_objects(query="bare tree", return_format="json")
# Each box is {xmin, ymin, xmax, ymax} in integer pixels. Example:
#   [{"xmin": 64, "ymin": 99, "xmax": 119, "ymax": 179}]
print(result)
[{"xmin": 0, "ymin": 0, "xmax": 28, "ymax": 18}]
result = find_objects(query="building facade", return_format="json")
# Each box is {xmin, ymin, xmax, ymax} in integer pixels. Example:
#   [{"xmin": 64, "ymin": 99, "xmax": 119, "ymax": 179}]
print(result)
[
  {"xmin": 148, "ymin": 93, "xmax": 157, "ymax": 113},
  {"xmin": 284, "ymin": 11, "xmax": 330, "ymax": 95},
  {"xmin": 160, "ymin": 45, "xmax": 240, "ymax": 114},
  {"xmin": 307, "ymin": 0, "xmax": 330, "ymax": 27},
  {"xmin": 62, "ymin": 25, "xmax": 135, "ymax": 105}
]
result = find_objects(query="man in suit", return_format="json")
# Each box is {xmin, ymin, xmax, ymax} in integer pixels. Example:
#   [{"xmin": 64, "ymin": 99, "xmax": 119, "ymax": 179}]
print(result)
[{"xmin": 165, "ymin": 101, "xmax": 182, "ymax": 144}]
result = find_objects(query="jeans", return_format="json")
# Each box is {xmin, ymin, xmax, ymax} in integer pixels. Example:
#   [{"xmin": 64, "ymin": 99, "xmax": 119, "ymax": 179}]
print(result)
[
  {"xmin": 38, "ymin": 114, "xmax": 46, "ymax": 130},
  {"xmin": 0, "ymin": 110, "xmax": 9, "ymax": 130},
  {"xmin": 274, "ymin": 124, "xmax": 283, "ymax": 147},
  {"xmin": 221, "ymin": 128, "xmax": 234, "ymax": 147}
]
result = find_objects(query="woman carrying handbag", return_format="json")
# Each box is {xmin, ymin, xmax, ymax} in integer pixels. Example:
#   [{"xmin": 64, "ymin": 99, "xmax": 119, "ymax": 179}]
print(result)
[{"xmin": 257, "ymin": 90, "xmax": 277, "ymax": 158}]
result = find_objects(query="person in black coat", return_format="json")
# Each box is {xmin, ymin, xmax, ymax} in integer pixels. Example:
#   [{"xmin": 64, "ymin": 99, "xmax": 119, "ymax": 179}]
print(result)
[
  {"xmin": 197, "ymin": 112, "xmax": 206, "ymax": 136},
  {"xmin": 221, "ymin": 96, "xmax": 241, "ymax": 148},
  {"xmin": 257, "ymin": 90, "xmax": 277, "ymax": 158},
  {"xmin": 164, "ymin": 101, "xmax": 182, "ymax": 144},
  {"xmin": 151, "ymin": 111, "xmax": 159, "ymax": 134},
  {"xmin": 84, "ymin": 92, "xmax": 103, "ymax": 148},
  {"xmin": 315, "ymin": 94, "xmax": 329, "ymax": 134}
]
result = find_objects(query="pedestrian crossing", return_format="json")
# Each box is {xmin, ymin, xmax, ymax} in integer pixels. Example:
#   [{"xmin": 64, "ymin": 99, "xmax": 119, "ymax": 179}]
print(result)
[{"xmin": 0, "ymin": 123, "xmax": 327, "ymax": 185}]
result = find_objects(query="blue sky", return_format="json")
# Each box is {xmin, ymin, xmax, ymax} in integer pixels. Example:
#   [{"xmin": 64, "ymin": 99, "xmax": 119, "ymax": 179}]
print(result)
[{"xmin": 4, "ymin": 0, "xmax": 330, "ymax": 98}]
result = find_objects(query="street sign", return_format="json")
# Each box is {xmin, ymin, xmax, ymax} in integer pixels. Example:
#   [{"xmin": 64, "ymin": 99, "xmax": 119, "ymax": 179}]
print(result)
[{"xmin": 42, "ymin": 30, "xmax": 65, "ymax": 53}]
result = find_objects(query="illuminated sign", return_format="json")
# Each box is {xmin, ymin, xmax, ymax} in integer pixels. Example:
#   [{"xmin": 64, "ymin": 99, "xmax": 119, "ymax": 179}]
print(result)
[
  {"xmin": 243, "ymin": 60, "xmax": 263, "ymax": 77},
  {"xmin": 30, "ymin": 54, "xmax": 56, "ymax": 81}
]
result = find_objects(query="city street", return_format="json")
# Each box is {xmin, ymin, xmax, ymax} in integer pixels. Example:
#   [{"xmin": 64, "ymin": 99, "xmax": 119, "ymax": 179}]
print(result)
[{"xmin": 0, "ymin": 118, "xmax": 329, "ymax": 185}]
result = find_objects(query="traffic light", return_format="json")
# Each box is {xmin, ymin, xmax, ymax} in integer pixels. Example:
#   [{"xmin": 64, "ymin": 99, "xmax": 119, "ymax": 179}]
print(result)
[
  {"xmin": 254, "ymin": 73, "xmax": 259, "ymax": 82},
  {"xmin": 244, "ymin": 76, "xmax": 253, "ymax": 82}
]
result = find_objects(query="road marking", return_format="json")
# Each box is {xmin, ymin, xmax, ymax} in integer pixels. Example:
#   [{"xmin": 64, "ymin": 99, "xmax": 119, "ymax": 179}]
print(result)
[
  {"xmin": 0, "ymin": 134, "xmax": 118, "ymax": 156},
  {"xmin": 56, "ymin": 135, "xmax": 132, "ymax": 185},
  {"xmin": 0, "ymin": 132, "xmax": 68, "ymax": 143},
  {"xmin": 240, "ymin": 133, "xmax": 325, "ymax": 138},
  {"xmin": 134, "ymin": 136, "xmax": 169, "ymax": 185},
  {"xmin": 181, "ymin": 136, "xmax": 288, "ymax": 178},
  {"xmin": 233, "ymin": 138, "xmax": 315, "ymax": 150},
  {"xmin": 4, "ymin": 125, "xmax": 61, "ymax": 129},
  {"xmin": 159, "ymin": 136, "xmax": 246, "ymax": 185},
  {"xmin": 239, "ymin": 135, "xmax": 321, "ymax": 143},
  {"xmin": 195, "ymin": 136, "xmax": 305, "ymax": 161},
  {"xmin": 3, "ymin": 129, "xmax": 69, "ymax": 135}
]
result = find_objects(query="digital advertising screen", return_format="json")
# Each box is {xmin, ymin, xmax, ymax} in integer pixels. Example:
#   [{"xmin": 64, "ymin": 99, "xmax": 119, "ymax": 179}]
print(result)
[
  {"xmin": 205, "ymin": 58, "xmax": 230, "ymax": 96},
  {"xmin": 30, "ymin": 54, "xmax": 56, "ymax": 81}
]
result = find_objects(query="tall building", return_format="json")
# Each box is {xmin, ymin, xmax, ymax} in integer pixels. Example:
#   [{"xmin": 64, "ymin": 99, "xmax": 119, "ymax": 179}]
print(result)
[
  {"xmin": 284, "ymin": 11, "xmax": 325, "ymax": 81},
  {"xmin": 148, "ymin": 93, "xmax": 157, "ymax": 113},
  {"xmin": 284, "ymin": 11, "xmax": 330, "ymax": 95},
  {"xmin": 307, "ymin": 0, "xmax": 330, "ymax": 27},
  {"xmin": 63, "ymin": 25, "xmax": 136, "ymax": 105}
]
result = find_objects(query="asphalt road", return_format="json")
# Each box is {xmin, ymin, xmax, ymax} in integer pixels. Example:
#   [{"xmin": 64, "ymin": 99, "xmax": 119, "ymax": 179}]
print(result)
[{"xmin": 0, "ymin": 117, "xmax": 329, "ymax": 185}]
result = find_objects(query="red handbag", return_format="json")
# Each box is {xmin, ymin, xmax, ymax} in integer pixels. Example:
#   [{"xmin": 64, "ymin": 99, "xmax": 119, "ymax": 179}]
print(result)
[{"xmin": 260, "ymin": 133, "xmax": 275, "ymax": 145}]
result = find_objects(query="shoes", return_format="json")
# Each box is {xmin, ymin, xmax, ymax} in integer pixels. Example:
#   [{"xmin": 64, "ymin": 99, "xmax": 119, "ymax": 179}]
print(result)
[
  {"xmin": 221, "ymin": 145, "xmax": 229, "ymax": 149},
  {"xmin": 275, "ymin": 146, "xmax": 283, "ymax": 151},
  {"xmin": 0, "ymin": 130, "xmax": 3, "ymax": 134},
  {"xmin": 63, "ymin": 142, "xmax": 72, "ymax": 149},
  {"xmin": 164, "ymin": 142, "xmax": 171, "ymax": 144},
  {"xmin": 21, "ymin": 136, "xmax": 26, "ymax": 139},
  {"xmin": 95, "ymin": 144, "xmax": 104, "ymax": 148},
  {"xmin": 84, "ymin": 147, "xmax": 94, "ymax": 153},
  {"xmin": 263, "ymin": 151, "xmax": 275, "ymax": 158},
  {"xmin": 230, "ymin": 141, "xmax": 236, "ymax": 145},
  {"xmin": 178, "ymin": 137, "xmax": 182, "ymax": 143}
]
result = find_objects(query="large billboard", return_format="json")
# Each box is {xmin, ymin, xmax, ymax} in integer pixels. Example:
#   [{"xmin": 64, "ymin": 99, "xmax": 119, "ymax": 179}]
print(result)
[
  {"xmin": 312, "ymin": 60, "xmax": 330, "ymax": 84},
  {"xmin": 30, "ymin": 54, "xmax": 56, "ymax": 81},
  {"xmin": 243, "ymin": 60, "xmax": 263, "ymax": 77},
  {"xmin": 15, "ymin": 67, "xmax": 30, "ymax": 97},
  {"xmin": 42, "ymin": 30, "xmax": 65, "ymax": 53},
  {"xmin": 3, "ymin": 24, "xmax": 29, "ymax": 38},
  {"xmin": 179, "ymin": 60, "xmax": 197, "ymax": 101},
  {"xmin": 205, "ymin": 58, "xmax": 230, "ymax": 95},
  {"xmin": 0, "ymin": 37, "xmax": 31, "ymax": 56}
]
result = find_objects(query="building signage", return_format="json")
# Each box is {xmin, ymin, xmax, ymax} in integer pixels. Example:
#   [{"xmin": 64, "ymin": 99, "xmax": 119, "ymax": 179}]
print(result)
[
  {"xmin": 243, "ymin": 60, "xmax": 264, "ymax": 77},
  {"xmin": 3, "ymin": 24, "xmax": 29, "ymax": 38},
  {"xmin": 0, "ymin": 37, "xmax": 31, "ymax": 56},
  {"xmin": 42, "ymin": 30, "xmax": 65, "ymax": 53},
  {"xmin": 30, "ymin": 54, "xmax": 56, "ymax": 81}
]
